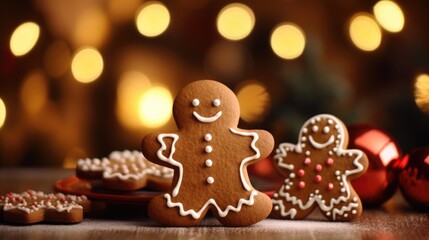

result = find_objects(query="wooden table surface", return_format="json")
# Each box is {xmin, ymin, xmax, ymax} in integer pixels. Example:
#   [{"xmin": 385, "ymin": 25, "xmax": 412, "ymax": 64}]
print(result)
[{"xmin": 0, "ymin": 168, "xmax": 428, "ymax": 240}]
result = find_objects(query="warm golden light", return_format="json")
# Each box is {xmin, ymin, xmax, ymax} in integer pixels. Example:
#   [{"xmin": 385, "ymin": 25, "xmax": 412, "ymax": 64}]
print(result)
[
  {"xmin": 414, "ymin": 73, "xmax": 429, "ymax": 114},
  {"xmin": 236, "ymin": 81, "xmax": 271, "ymax": 123},
  {"xmin": 139, "ymin": 86, "xmax": 173, "ymax": 128},
  {"xmin": 20, "ymin": 71, "xmax": 48, "ymax": 114},
  {"xmin": 135, "ymin": 2, "xmax": 170, "ymax": 37},
  {"xmin": 10, "ymin": 22, "xmax": 40, "ymax": 56},
  {"xmin": 71, "ymin": 47, "xmax": 104, "ymax": 83},
  {"xmin": 43, "ymin": 41, "xmax": 71, "ymax": 78},
  {"xmin": 373, "ymin": 0, "xmax": 405, "ymax": 33},
  {"xmin": 0, "ymin": 98, "xmax": 6, "ymax": 129},
  {"xmin": 349, "ymin": 13, "xmax": 382, "ymax": 51},
  {"xmin": 216, "ymin": 3, "xmax": 255, "ymax": 41},
  {"xmin": 63, "ymin": 147, "xmax": 87, "ymax": 169},
  {"xmin": 73, "ymin": 7, "xmax": 110, "ymax": 48},
  {"xmin": 270, "ymin": 23, "xmax": 306, "ymax": 60},
  {"xmin": 116, "ymin": 71, "xmax": 152, "ymax": 129},
  {"xmin": 108, "ymin": 0, "xmax": 141, "ymax": 23}
]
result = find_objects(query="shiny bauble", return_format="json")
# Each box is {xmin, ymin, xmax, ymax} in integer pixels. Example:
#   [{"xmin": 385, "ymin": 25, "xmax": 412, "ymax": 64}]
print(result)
[
  {"xmin": 348, "ymin": 124, "xmax": 402, "ymax": 207},
  {"xmin": 399, "ymin": 147, "xmax": 429, "ymax": 210}
]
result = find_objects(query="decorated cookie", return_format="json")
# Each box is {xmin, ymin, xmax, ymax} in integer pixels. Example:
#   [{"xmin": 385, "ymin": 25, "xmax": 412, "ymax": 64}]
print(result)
[
  {"xmin": 76, "ymin": 150, "xmax": 173, "ymax": 191},
  {"xmin": 142, "ymin": 80, "xmax": 274, "ymax": 227},
  {"xmin": 271, "ymin": 114, "xmax": 368, "ymax": 221},
  {"xmin": 0, "ymin": 190, "xmax": 90, "ymax": 224}
]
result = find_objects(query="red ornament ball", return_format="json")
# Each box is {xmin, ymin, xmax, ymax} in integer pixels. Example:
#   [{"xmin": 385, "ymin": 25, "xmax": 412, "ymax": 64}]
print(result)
[
  {"xmin": 399, "ymin": 147, "xmax": 429, "ymax": 210},
  {"xmin": 348, "ymin": 124, "xmax": 402, "ymax": 207}
]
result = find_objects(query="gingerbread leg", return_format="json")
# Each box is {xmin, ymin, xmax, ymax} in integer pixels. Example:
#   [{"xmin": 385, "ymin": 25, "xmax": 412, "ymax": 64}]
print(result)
[
  {"xmin": 215, "ymin": 191, "xmax": 272, "ymax": 227},
  {"xmin": 271, "ymin": 192, "xmax": 315, "ymax": 220},
  {"xmin": 322, "ymin": 194, "xmax": 362, "ymax": 221},
  {"xmin": 148, "ymin": 194, "xmax": 207, "ymax": 226}
]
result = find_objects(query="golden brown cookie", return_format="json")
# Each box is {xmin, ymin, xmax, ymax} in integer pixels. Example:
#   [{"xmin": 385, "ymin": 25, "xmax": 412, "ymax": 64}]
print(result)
[
  {"xmin": 0, "ymin": 190, "xmax": 90, "ymax": 224},
  {"xmin": 76, "ymin": 150, "xmax": 173, "ymax": 191},
  {"xmin": 271, "ymin": 114, "xmax": 368, "ymax": 221},
  {"xmin": 142, "ymin": 80, "xmax": 274, "ymax": 227}
]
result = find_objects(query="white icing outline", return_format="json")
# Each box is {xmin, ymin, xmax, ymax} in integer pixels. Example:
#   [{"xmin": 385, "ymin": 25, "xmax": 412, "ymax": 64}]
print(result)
[
  {"xmin": 157, "ymin": 134, "xmax": 181, "ymax": 197},
  {"xmin": 164, "ymin": 191, "xmax": 258, "ymax": 219},
  {"xmin": 273, "ymin": 114, "xmax": 366, "ymax": 219},
  {"xmin": 193, "ymin": 111, "xmax": 222, "ymax": 123},
  {"xmin": 229, "ymin": 128, "xmax": 260, "ymax": 191}
]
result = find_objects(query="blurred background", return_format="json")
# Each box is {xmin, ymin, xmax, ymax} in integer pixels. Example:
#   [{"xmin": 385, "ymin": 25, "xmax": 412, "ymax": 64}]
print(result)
[{"xmin": 0, "ymin": 0, "xmax": 428, "ymax": 168}]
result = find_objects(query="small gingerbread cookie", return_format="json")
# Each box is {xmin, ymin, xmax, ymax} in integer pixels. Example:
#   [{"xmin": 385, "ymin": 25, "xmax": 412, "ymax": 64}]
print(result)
[
  {"xmin": 76, "ymin": 150, "xmax": 173, "ymax": 191},
  {"xmin": 0, "ymin": 190, "xmax": 90, "ymax": 224},
  {"xmin": 271, "ymin": 114, "xmax": 368, "ymax": 221},
  {"xmin": 142, "ymin": 80, "xmax": 274, "ymax": 227}
]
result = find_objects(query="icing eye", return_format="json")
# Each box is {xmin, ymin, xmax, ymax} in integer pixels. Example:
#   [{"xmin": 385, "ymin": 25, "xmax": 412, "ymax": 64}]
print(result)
[
  {"xmin": 192, "ymin": 99, "xmax": 200, "ymax": 107},
  {"xmin": 323, "ymin": 126, "xmax": 330, "ymax": 134},
  {"xmin": 312, "ymin": 125, "xmax": 319, "ymax": 132},
  {"xmin": 213, "ymin": 99, "xmax": 221, "ymax": 107}
]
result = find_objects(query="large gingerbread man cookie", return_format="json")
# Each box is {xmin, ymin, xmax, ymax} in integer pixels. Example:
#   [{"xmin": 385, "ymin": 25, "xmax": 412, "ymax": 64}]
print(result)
[
  {"xmin": 271, "ymin": 114, "xmax": 368, "ymax": 221},
  {"xmin": 142, "ymin": 80, "xmax": 274, "ymax": 227}
]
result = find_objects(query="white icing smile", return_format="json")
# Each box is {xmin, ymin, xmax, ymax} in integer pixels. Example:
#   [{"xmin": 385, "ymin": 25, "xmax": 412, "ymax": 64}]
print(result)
[
  {"xmin": 308, "ymin": 135, "xmax": 335, "ymax": 149},
  {"xmin": 193, "ymin": 111, "xmax": 222, "ymax": 123}
]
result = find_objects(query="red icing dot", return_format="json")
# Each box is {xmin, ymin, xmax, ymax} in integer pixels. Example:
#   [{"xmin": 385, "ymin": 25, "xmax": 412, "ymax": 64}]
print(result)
[
  {"xmin": 298, "ymin": 181, "xmax": 306, "ymax": 189},
  {"xmin": 304, "ymin": 158, "xmax": 311, "ymax": 165},
  {"xmin": 28, "ymin": 190, "xmax": 34, "ymax": 196},
  {"xmin": 326, "ymin": 183, "xmax": 334, "ymax": 191},
  {"xmin": 297, "ymin": 169, "xmax": 305, "ymax": 177},
  {"xmin": 61, "ymin": 198, "xmax": 66, "ymax": 203},
  {"xmin": 33, "ymin": 202, "xmax": 38, "ymax": 206},
  {"xmin": 326, "ymin": 158, "xmax": 334, "ymax": 166},
  {"xmin": 315, "ymin": 164, "xmax": 323, "ymax": 172},
  {"xmin": 0, "ymin": 196, "xmax": 4, "ymax": 201},
  {"xmin": 314, "ymin": 175, "xmax": 322, "ymax": 183}
]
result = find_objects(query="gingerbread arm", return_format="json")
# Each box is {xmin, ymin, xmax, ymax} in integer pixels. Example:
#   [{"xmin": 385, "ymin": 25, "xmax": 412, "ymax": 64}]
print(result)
[
  {"xmin": 336, "ymin": 149, "xmax": 368, "ymax": 180},
  {"xmin": 273, "ymin": 143, "xmax": 301, "ymax": 176}
]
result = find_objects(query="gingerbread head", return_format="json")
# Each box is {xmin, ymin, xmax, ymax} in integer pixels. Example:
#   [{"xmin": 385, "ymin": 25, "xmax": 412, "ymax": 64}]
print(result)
[
  {"xmin": 142, "ymin": 80, "xmax": 274, "ymax": 227},
  {"xmin": 272, "ymin": 114, "xmax": 368, "ymax": 221}
]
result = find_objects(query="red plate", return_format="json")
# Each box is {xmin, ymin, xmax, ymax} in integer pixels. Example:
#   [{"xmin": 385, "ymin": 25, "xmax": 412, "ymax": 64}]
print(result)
[{"xmin": 55, "ymin": 175, "xmax": 276, "ymax": 205}]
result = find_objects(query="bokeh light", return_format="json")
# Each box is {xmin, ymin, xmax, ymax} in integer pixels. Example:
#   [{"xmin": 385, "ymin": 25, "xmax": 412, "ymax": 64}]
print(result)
[
  {"xmin": 349, "ymin": 13, "xmax": 382, "ymax": 51},
  {"xmin": 20, "ymin": 70, "xmax": 48, "ymax": 114},
  {"xmin": 10, "ymin": 22, "xmax": 40, "ymax": 56},
  {"xmin": 71, "ymin": 47, "xmax": 104, "ymax": 83},
  {"xmin": 270, "ymin": 23, "xmax": 306, "ymax": 60},
  {"xmin": 236, "ymin": 81, "xmax": 271, "ymax": 123},
  {"xmin": 138, "ymin": 86, "xmax": 173, "ymax": 128},
  {"xmin": 135, "ymin": 2, "xmax": 170, "ymax": 37},
  {"xmin": 414, "ymin": 73, "xmax": 429, "ymax": 114},
  {"xmin": 116, "ymin": 71, "xmax": 152, "ymax": 129},
  {"xmin": 373, "ymin": 0, "xmax": 405, "ymax": 33},
  {"xmin": 216, "ymin": 3, "xmax": 255, "ymax": 41},
  {"xmin": 204, "ymin": 41, "xmax": 249, "ymax": 80},
  {"xmin": 43, "ymin": 41, "xmax": 71, "ymax": 78},
  {"xmin": 73, "ymin": 7, "xmax": 110, "ymax": 48},
  {"xmin": 0, "ymin": 98, "xmax": 6, "ymax": 129}
]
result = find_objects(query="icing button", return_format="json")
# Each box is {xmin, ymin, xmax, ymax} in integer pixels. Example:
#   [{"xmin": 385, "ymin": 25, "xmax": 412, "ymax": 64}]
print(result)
[
  {"xmin": 315, "ymin": 164, "xmax": 323, "ymax": 172},
  {"xmin": 297, "ymin": 169, "xmax": 305, "ymax": 177},
  {"xmin": 205, "ymin": 146, "xmax": 213, "ymax": 153},
  {"xmin": 207, "ymin": 177, "xmax": 214, "ymax": 184},
  {"xmin": 204, "ymin": 134, "xmax": 212, "ymax": 141},
  {"xmin": 326, "ymin": 183, "xmax": 334, "ymax": 191},
  {"xmin": 298, "ymin": 181, "xmax": 305, "ymax": 189},
  {"xmin": 205, "ymin": 159, "xmax": 213, "ymax": 167},
  {"xmin": 304, "ymin": 158, "xmax": 311, "ymax": 165},
  {"xmin": 326, "ymin": 158, "xmax": 334, "ymax": 166},
  {"xmin": 314, "ymin": 175, "xmax": 322, "ymax": 183}
]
